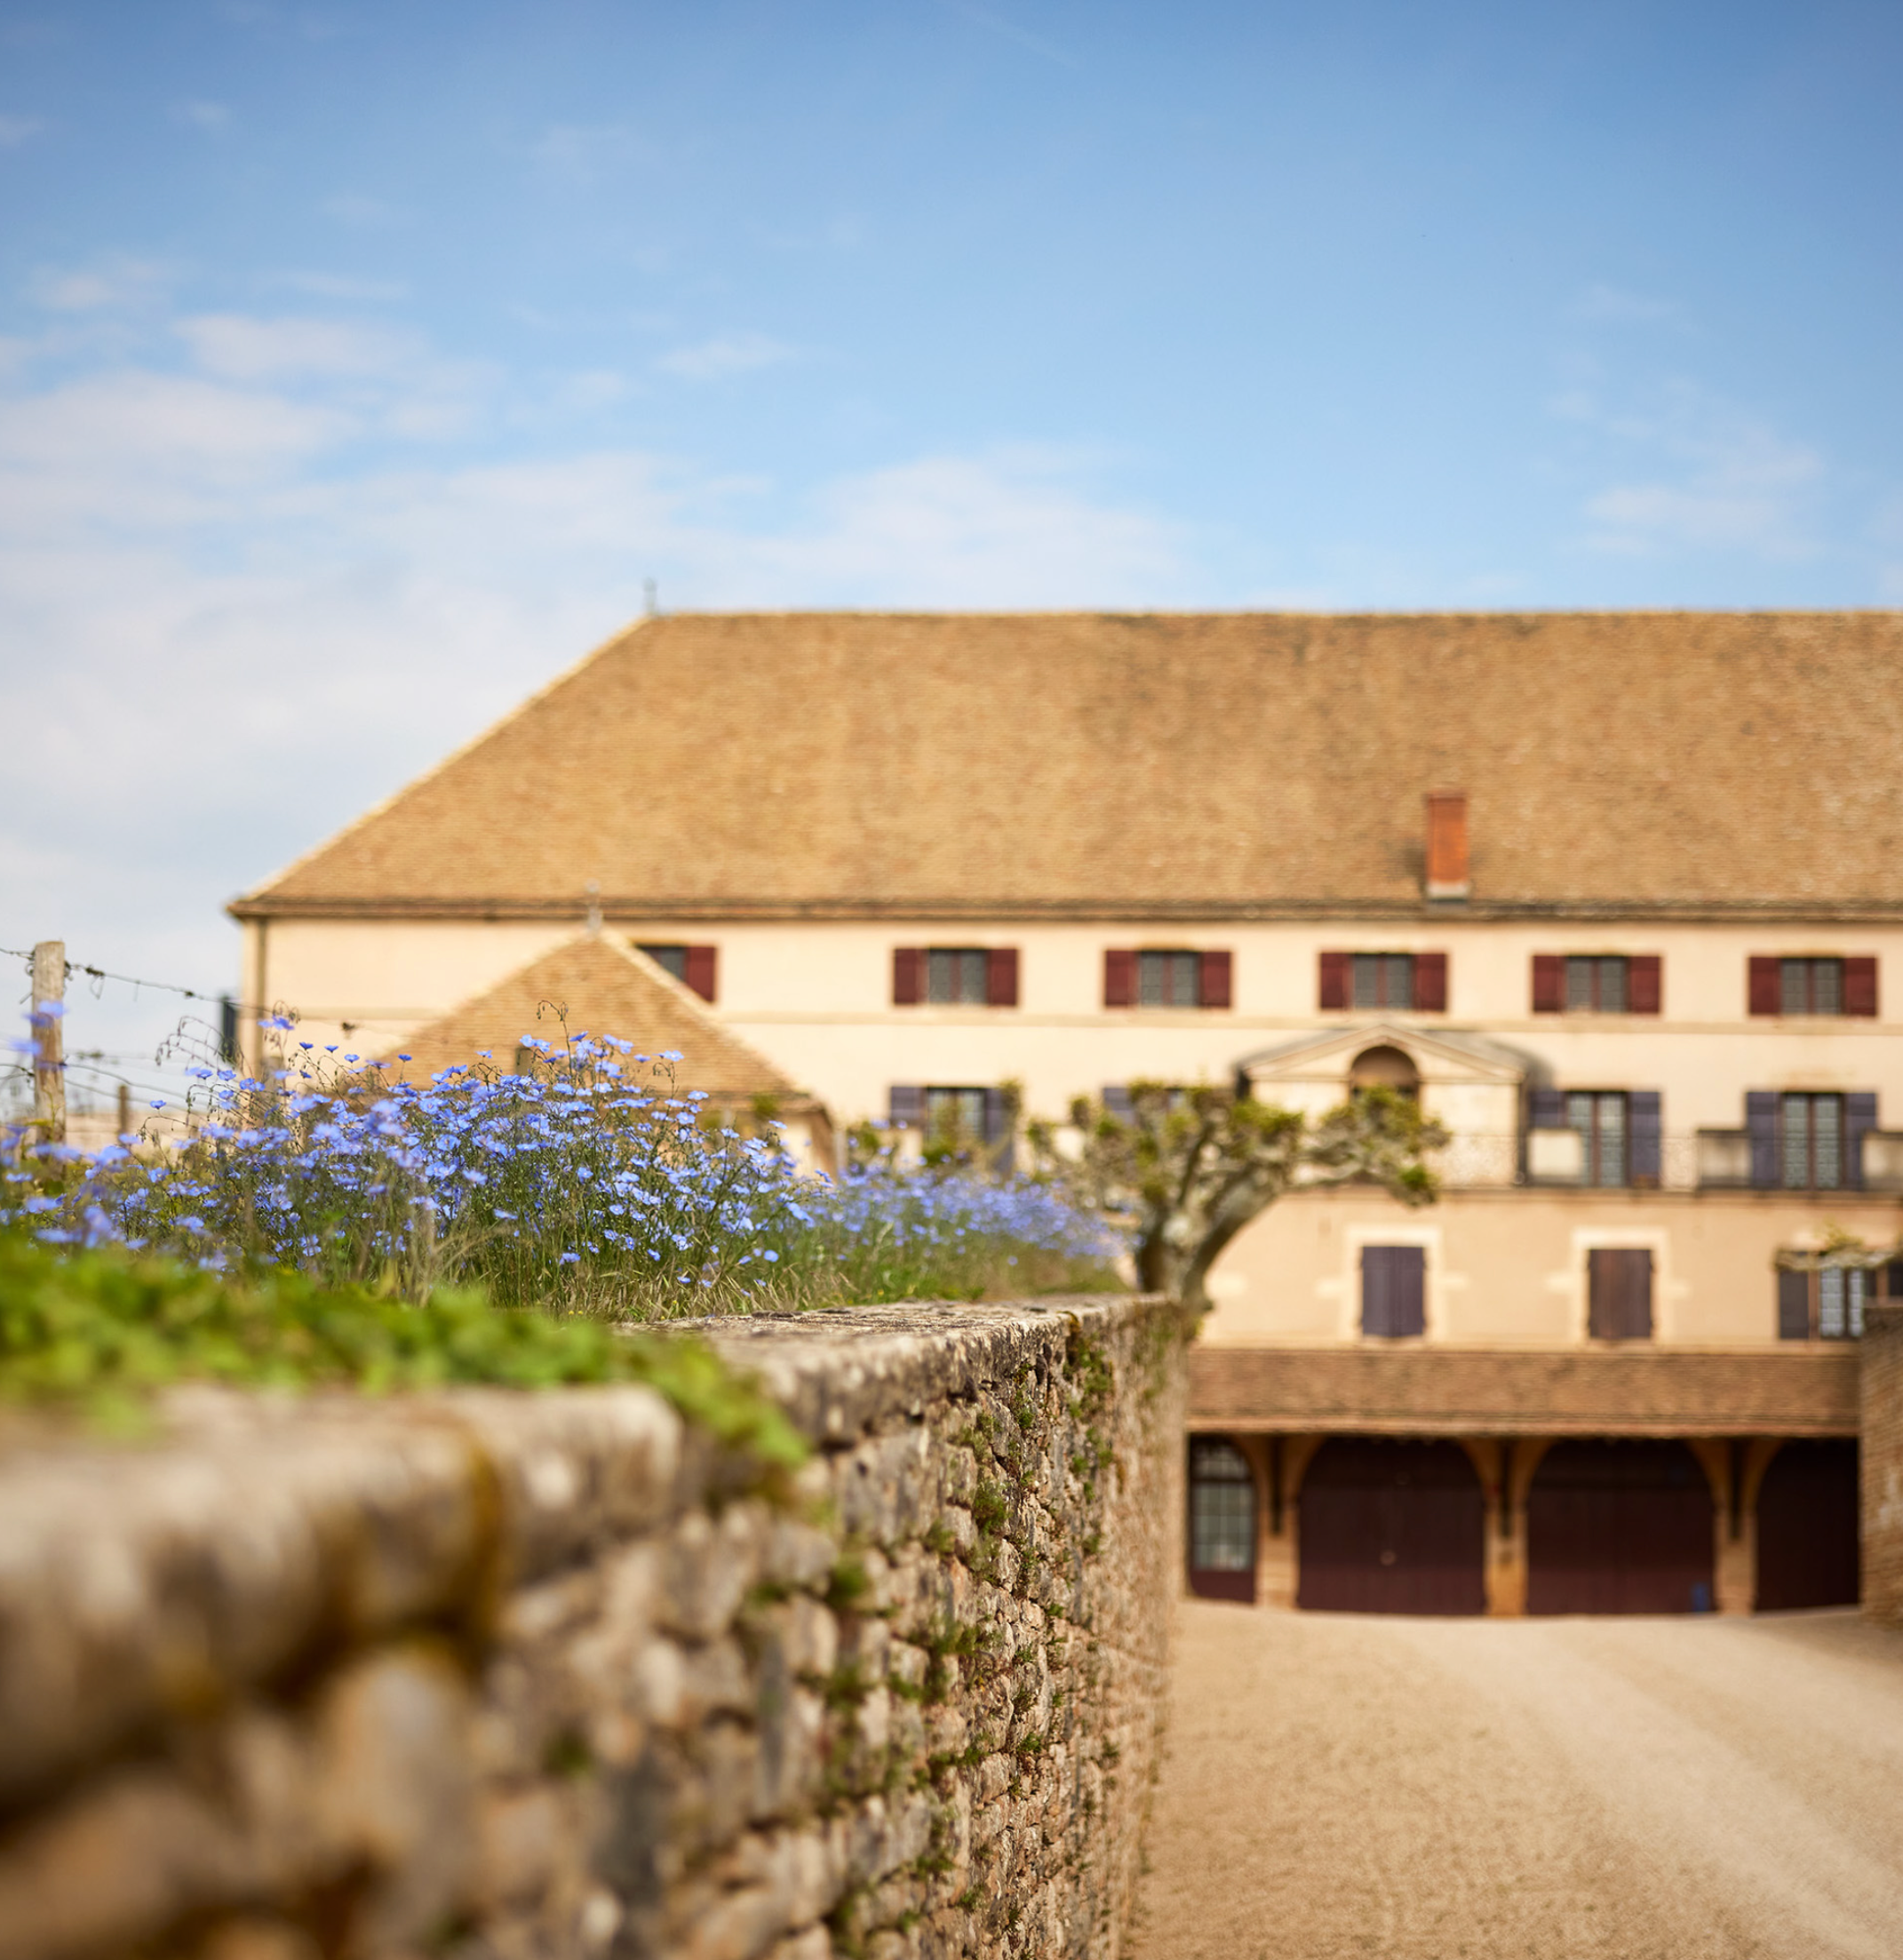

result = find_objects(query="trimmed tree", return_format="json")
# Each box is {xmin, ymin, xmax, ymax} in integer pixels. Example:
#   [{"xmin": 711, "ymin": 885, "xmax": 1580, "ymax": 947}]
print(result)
[{"xmin": 1031, "ymin": 1081, "xmax": 1446, "ymax": 1311}]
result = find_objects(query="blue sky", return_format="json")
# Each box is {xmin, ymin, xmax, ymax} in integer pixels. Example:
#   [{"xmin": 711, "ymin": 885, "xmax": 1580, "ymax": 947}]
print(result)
[{"xmin": 2, "ymin": 0, "xmax": 1899, "ymax": 1105}]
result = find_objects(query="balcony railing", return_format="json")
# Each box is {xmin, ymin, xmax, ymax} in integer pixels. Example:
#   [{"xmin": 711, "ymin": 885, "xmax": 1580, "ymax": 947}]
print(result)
[{"xmin": 1425, "ymin": 1130, "xmax": 1903, "ymax": 1194}]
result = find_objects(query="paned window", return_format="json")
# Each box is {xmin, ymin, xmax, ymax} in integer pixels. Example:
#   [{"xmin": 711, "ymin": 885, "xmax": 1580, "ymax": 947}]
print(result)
[
  {"xmin": 1778, "ymin": 1265, "xmax": 1867, "ymax": 1341},
  {"xmin": 927, "ymin": 949, "xmax": 988, "ymax": 1005},
  {"xmin": 1780, "ymin": 1093, "xmax": 1845, "ymax": 1191},
  {"xmin": 1361, "ymin": 1246, "xmax": 1427, "ymax": 1337},
  {"xmin": 1588, "ymin": 1248, "xmax": 1653, "ymax": 1341},
  {"xmin": 926, "ymin": 1086, "xmax": 989, "ymax": 1143},
  {"xmin": 1568, "ymin": 1091, "xmax": 1628, "ymax": 1187},
  {"xmin": 1137, "ymin": 950, "xmax": 1201, "ymax": 1008},
  {"xmin": 1566, "ymin": 956, "xmax": 1628, "ymax": 1014},
  {"xmin": 1188, "ymin": 1439, "xmax": 1254, "ymax": 1573},
  {"xmin": 1782, "ymin": 958, "xmax": 1843, "ymax": 1016},
  {"xmin": 1352, "ymin": 952, "xmax": 1414, "ymax": 1010}
]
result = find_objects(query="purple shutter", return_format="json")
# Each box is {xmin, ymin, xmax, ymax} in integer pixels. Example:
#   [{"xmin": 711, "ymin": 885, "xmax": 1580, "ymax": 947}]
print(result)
[
  {"xmin": 1413, "ymin": 952, "xmax": 1447, "ymax": 1012},
  {"xmin": 1778, "ymin": 1269, "xmax": 1811, "ymax": 1341},
  {"xmin": 682, "ymin": 944, "xmax": 717, "ymax": 1003},
  {"xmin": 1318, "ymin": 952, "xmax": 1349, "ymax": 1010},
  {"xmin": 1846, "ymin": 1091, "xmax": 1877, "ymax": 1190},
  {"xmin": 892, "ymin": 948, "xmax": 923, "ymax": 1006},
  {"xmin": 888, "ymin": 1084, "xmax": 924, "ymax": 1129},
  {"xmin": 1746, "ymin": 1091, "xmax": 1780, "ymax": 1189},
  {"xmin": 1362, "ymin": 1246, "xmax": 1425, "ymax": 1338},
  {"xmin": 1628, "ymin": 1091, "xmax": 1662, "ymax": 1187},
  {"xmin": 986, "ymin": 947, "xmax": 1020, "ymax": 1008},
  {"xmin": 1627, "ymin": 956, "xmax": 1662, "ymax": 1016},
  {"xmin": 1748, "ymin": 957, "xmax": 1781, "ymax": 1016},
  {"xmin": 1103, "ymin": 1085, "xmax": 1135, "ymax": 1121},
  {"xmin": 1528, "ymin": 1088, "xmax": 1569, "ymax": 1130},
  {"xmin": 1844, "ymin": 957, "xmax": 1878, "ymax": 1017},
  {"xmin": 1198, "ymin": 949, "xmax": 1233, "ymax": 1009},
  {"xmin": 983, "ymin": 1086, "xmax": 1015, "ymax": 1169},
  {"xmin": 1531, "ymin": 955, "xmax": 1565, "ymax": 1014},
  {"xmin": 1104, "ymin": 949, "xmax": 1136, "ymax": 1008}
]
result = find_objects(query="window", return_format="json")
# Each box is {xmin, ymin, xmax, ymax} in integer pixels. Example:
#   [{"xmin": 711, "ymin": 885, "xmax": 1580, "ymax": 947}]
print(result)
[
  {"xmin": 1188, "ymin": 1439, "xmax": 1254, "ymax": 1574},
  {"xmin": 928, "ymin": 948, "xmax": 988, "ymax": 1005},
  {"xmin": 639, "ymin": 943, "xmax": 716, "ymax": 1002},
  {"xmin": 1138, "ymin": 950, "xmax": 1200, "ymax": 1008},
  {"xmin": 1319, "ymin": 951, "xmax": 1446, "ymax": 1011},
  {"xmin": 892, "ymin": 946, "xmax": 1019, "ymax": 1007},
  {"xmin": 1353, "ymin": 952, "xmax": 1413, "ymax": 1010},
  {"xmin": 1778, "ymin": 1265, "xmax": 1867, "ymax": 1341},
  {"xmin": 1361, "ymin": 1246, "xmax": 1426, "ymax": 1337},
  {"xmin": 1748, "ymin": 955, "xmax": 1877, "ymax": 1016},
  {"xmin": 927, "ymin": 1085, "xmax": 989, "ymax": 1142},
  {"xmin": 1780, "ymin": 1093, "xmax": 1845, "ymax": 1191},
  {"xmin": 1568, "ymin": 1092, "xmax": 1628, "ymax": 1187},
  {"xmin": 1532, "ymin": 954, "xmax": 1661, "ymax": 1014},
  {"xmin": 1588, "ymin": 1248, "xmax": 1653, "ymax": 1341},
  {"xmin": 1103, "ymin": 949, "xmax": 1231, "ymax": 1008}
]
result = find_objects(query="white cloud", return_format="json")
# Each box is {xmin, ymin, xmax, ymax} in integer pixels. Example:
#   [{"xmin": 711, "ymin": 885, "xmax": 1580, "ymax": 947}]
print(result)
[
  {"xmin": 321, "ymin": 194, "xmax": 410, "ymax": 229},
  {"xmin": 171, "ymin": 100, "xmax": 231, "ymax": 131},
  {"xmin": 0, "ymin": 114, "xmax": 42, "ymax": 147},
  {"xmin": 1575, "ymin": 283, "xmax": 1687, "ymax": 329},
  {"xmin": 1567, "ymin": 382, "xmax": 1825, "ymax": 561},
  {"xmin": 528, "ymin": 123, "xmax": 641, "ymax": 187},
  {"xmin": 277, "ymin": 270, "xmax": 408, "ymax": 301},
  {"xmin": 176, "ymin": 313, "xmax": 417, "ymax": 380},
  {"xmin": 28, "ymin": 255, "xmax": 172, "ymax": 313},
  {"xmin": 655, "ymin": 332, "xmax": 796, "ymax": 380}
]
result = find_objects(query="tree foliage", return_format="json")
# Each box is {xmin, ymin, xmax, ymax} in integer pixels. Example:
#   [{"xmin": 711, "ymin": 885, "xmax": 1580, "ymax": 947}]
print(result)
[{"xmin": 1031, "ymin": 1082, "xmax": 1446, "ymax": 1311}]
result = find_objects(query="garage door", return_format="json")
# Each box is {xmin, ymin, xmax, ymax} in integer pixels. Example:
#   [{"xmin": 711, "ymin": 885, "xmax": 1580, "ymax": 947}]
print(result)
[
  {"xmin": 1297, "ymin": 1438, "xmax": 1485, "ymax": 1615},
  {"xmin": 1527, "ymin": 1440, "xmax": 1713, "ymax": 1615},
  {"xmin": 1756, "ymin": 1439, "xmax": 1859, "ymax": 1612}
]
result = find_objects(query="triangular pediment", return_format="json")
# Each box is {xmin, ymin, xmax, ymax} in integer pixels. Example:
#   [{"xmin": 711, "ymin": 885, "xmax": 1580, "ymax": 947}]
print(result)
[{"xmin": 1237, "ymin": 1022, "xmax": 1529, "ymax": 1088}]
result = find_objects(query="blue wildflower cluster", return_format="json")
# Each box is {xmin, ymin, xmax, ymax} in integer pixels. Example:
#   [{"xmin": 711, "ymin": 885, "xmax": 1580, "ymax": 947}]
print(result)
[{"xmin": 0, "ymin": 1019, "xmax": 1122, "ymax": 1315}]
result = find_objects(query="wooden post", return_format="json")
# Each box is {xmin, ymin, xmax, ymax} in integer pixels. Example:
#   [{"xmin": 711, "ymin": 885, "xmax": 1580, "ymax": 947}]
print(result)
[
  {"xmin": 30, "ymin": 940, "xmax": 65, "ymax": 1145},
  {"xmin": 116, "ymin": 1081, "xmax": 132, "ymax": 1142}
]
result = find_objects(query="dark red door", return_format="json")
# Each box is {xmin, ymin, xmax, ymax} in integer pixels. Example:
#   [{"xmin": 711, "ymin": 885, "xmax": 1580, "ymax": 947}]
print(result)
[
  {"xmin": 1756, "ymin": 1439, "xmax": 1859, "ymax": 1611},
  {"xmin": 1297, "ymin": 1438, "xmax": 1485, "ymax": 1614},
  {"xmin": 1526, "ymin": 1440, "xmax": 1714, "ymax": 1614}
]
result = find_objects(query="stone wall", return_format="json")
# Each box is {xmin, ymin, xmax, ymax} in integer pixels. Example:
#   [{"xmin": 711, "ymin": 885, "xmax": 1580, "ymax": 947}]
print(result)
[
  {"xmin": 0, "ymin": 1295, "xmax": 1186, "ymax": 1960},
  {"xmin": 1863, "ymin": 1302, "xmax": 1903, "ymax": 1627}
]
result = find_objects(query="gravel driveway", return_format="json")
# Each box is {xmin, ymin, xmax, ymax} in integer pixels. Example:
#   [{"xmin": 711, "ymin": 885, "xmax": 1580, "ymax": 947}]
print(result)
[{"xmin": 1133, "ymin": 1605, "xmax": 1903, "ymax": 1960}]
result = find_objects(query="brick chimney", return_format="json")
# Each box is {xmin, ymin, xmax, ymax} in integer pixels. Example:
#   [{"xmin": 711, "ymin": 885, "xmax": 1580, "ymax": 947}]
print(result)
[{"xmin": 1425, "ymin": 791, "xmax": 1469, "ymax": 901}]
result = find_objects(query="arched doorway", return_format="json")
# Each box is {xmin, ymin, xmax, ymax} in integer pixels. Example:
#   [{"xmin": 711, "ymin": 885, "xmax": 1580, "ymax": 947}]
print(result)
[
  {"xmin": 1756, "ymin": 1439, "xmax": 1859, "ymax": 1611},
  {"xmin": 1187, "ymin": 1436, "xmax": 1256, "ymax": 1602},
  {"xmin": 1297, "ymin": 1438, "xmax": 1485, "ymax": 1614},
  {"xmin": 1526, "ymin": 1440, "xmax": 1714, "ymax": 1614},
  {"xmin": 1350, "ymin": 1045, "xmax": 1421, "ymax": 1099}
]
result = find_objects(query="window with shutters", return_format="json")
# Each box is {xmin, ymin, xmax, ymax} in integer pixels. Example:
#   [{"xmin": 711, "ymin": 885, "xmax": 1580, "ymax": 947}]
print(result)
[
  {"xmin": 1587, "ymin": 1248, "xmax": 1653, "ymax": 1341},
  {"xmin": 1749, "ymin": 955, "xmax": 1877, "ymax": 1016},
  {"xmin": 1777, "ymin": 1263, "xmax": 1867, "ymax": 1341},
  {"xmin": 893, "ymin": 946, "xmax": 1019, "ymax": 1007},
  {"xmin": 1188, "ymin": 1439, "xmax": 1254, "ymax": 1573},
  {"xmin": 1105, "ymin": 948, "xmax": 1231, "ymax": 1008},
  {"xmin": 1532, "ymin": 953, "xmax": 1661, "ymax": 1014},
  {"xmin": 639, "ymin": 943, "xmax": 717, "ymax": 1003},
  {"xmin": 1780, "ymin": 1093, "xmax": 1846, "ymax": 1190},
  {"xmin": 1361, "ymin": 1246, "xmax": 1427, "ymax": 1337},
  {"xmin": 1320, "ymin": 951, "xmax": 1445, "ymax": 1010}
]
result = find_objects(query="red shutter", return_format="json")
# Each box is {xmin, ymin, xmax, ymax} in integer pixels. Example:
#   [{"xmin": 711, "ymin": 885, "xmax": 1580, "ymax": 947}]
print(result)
[
  {"xmin": 1198, "ymin": 949, "xmax": 1233, "ymax": 1009},
  {"xmin": 986, "ymin": 946, "xmax": 1020, "ymax": 1008},
  {"xmin": 1413, "ymin": 952, "xmax": 1447, "ymax": 1012},
  {"xmin": 1748, "ymin": 956, "xmax": 1780, "ymax": 1016},
  {"xmin": 892, "ymin": 947, "xmax": 923, "ymax": 1006},
  {"xmin": 1318, "ymin": 952, "xmax": 1349, "ymax": 1010},
  {"xmin": 1627, "ymin": 955, "xmax": 1662, "ymax": 1016},
  {"xmin": 1103, "ymin": 949, "xmax": 1136, "ymax": 1008},
  {"xmin": 683, "ymin": 944, "xmax": 717, "ymax": 1003},
  {"xmin": 1531, "ymin": 954, "xmax": 1564, "ymax": 1014},
  {"xmin": 1844, "ymin": 956, "xmax": 1878, "ymax": 1016}
]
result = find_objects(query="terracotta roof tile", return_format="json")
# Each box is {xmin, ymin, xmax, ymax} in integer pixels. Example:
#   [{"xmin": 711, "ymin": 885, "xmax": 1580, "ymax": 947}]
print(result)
[{"xmin": 239, "ymin": 610, "xmax": 1903, "ymax": 920}]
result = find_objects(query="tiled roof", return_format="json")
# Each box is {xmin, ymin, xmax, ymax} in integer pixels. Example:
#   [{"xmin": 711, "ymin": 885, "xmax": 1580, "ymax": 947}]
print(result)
[
  {"xmin": 386, "ymin": 934, "xmax": 805, "ymax": 1104},
  {"xmin": 237, "ymin": 610, "xmax": 1903, "ymax": 921}
]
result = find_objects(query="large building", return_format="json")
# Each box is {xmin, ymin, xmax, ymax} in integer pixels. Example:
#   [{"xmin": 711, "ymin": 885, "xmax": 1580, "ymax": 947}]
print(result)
[{"xmin": 233, "ymin": 610, "xmax": 1901, "ymax": 1616}]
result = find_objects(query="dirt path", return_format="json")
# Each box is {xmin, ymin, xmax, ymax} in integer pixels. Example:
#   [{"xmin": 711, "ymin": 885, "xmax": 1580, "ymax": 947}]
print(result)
[{"xmin": 1131, "ymin": 1605, "xmax": 1903, "ymax": 1960}]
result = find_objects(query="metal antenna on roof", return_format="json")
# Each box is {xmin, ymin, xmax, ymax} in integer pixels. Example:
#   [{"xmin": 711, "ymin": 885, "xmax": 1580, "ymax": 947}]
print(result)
[{"xmin": 642, "ymin": 578, "xmax": 658, "ymax": 618}]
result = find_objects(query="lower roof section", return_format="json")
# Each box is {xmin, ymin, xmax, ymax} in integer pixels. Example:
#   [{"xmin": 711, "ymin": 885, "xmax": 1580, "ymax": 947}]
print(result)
[{"xmin": 1189, "ymin": 1343, "xmax": 1860, "ymax": 1437}]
